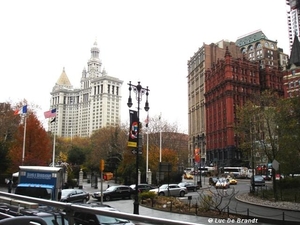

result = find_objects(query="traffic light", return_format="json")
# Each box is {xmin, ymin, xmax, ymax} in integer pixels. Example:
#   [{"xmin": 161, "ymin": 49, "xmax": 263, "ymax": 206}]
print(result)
[{"xmin": 100, "ymin": 159, "xmax": 105, "ymax": 172}]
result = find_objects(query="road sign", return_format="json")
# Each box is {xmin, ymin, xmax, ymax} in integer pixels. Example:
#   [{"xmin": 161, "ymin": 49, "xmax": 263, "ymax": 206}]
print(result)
[
  {"xmin": 131, "ymin": 149, "xmax": 142, "ymax": 155},
  {"xmin": 272, "ymin": 159, "xmax": 280, "ymax": 171}
]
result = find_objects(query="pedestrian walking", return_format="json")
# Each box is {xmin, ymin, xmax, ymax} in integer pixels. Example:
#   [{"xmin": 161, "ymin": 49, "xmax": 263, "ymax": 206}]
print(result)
[{"xmin": 6, "ymin": 179, "xmax": 13, "ymax": 193}]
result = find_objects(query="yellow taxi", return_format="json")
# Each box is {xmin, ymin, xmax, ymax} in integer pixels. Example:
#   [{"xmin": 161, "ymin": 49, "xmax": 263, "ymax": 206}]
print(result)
[
  {"xmin": 184, "ymin": 173, "xmax": 194, "ymax": 180},
  {"xmin": 228, "ymin": 177, "xmax": 237, "ymax": 185}
]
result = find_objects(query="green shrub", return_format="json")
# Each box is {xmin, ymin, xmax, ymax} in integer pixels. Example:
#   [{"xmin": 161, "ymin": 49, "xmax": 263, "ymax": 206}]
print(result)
[
  {"xmin": 198, "ymin": 195, "xmax": 214, "ymax": 211},
  {"xmin": 277, "ymin": 177, "xmax": 300, "ymax": 189},
  {"xmin": 139, "ymin": 191, "xmax": 156, "ymax": 201}
]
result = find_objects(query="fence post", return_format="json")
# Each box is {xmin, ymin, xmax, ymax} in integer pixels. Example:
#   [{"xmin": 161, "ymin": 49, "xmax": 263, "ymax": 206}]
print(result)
[
  {"xmin": 247, "ymin": 208, "xmax": 249, "ymax": 219},
  {"xmin": 282, "ymin": 211, "xmax": 285, "ymax": 225},
  {"xmin": 188, "ymin": 196, "xmax": 192, "ymax": 211}
]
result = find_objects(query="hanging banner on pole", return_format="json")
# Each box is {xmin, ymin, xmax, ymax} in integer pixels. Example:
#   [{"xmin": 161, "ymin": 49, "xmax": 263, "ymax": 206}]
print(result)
[
  {"xmin": 128, "ymin": 110, "xmax": 139, "ymax": 148},
  {"xmin": 194, "ymin": 148, "xmax": 200, "ymax": 163}
]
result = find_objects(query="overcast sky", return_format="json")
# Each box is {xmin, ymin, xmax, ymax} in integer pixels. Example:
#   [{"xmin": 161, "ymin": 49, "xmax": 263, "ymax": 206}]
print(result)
[{"xmin": 0, "ymin": 0, "xmax": 290, "ymax": 133}]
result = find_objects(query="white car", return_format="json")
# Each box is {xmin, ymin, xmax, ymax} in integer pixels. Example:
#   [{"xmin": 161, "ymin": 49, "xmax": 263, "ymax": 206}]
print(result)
[
  {"xmin": 149, "ymin": 184, "xmax": 187, "ymax": 197},
  {"xmin": 215, "ymin": 178, "xmax": 230, "ymax": 189}
]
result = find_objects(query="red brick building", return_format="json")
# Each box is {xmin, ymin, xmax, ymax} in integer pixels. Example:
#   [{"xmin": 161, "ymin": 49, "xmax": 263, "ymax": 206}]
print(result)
[
  {"xmin": 187, "ymin": 40, "xmax": 244, "ymax": 167},
  {"xmin": 205, "ymin": 47, "xmax": 283, "ymax": 167}
]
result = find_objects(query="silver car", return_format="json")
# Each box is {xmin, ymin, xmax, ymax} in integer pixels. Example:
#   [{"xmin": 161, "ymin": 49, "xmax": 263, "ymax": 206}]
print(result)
[{"xmin": 149, "ymin": 184, "xmax": 187, "ymax": 197}]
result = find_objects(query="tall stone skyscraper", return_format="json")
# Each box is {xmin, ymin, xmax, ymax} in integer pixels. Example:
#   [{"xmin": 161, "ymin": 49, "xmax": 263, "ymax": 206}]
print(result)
[
  {"xmin": 48, "ymin": 41, "xmax": 123, "ymax": 137},
  {"xmin": 286, "ymin": 0, "xmax": 300, "ymax": 51}
]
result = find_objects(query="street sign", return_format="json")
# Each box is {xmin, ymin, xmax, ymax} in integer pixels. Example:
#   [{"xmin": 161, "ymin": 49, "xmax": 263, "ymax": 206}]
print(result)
[
  {"xmin": 156, "ymin": 172, "xmax": 164, "ymax": 181},
  {"xmin": 159, "ymin": 162, "xmax": 172, "ymax": 172},
  {"xmin": 272, "ymin": 159, "xmax": 280, "ymax": 171},
  {"xmin": 131, "ymin": 149, "xmax": 142, "ymax": 155}
]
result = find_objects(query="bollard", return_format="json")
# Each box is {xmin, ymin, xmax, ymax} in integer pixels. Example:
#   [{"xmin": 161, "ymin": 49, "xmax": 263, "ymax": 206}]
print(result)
[{"xmin": 188, "ymin": 196, "xmax": 192, "ymax": 210}]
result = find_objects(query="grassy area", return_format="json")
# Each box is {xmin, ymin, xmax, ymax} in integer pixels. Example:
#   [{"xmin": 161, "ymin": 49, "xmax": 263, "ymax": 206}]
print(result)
[{"xmin": 254, "ymin": 188, "xmax": 300, "ymax": 203}]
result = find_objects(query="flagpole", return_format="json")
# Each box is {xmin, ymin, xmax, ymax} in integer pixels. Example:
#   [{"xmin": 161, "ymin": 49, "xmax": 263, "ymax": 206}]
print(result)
[
  {"xmin": 52, "ymin": 117, "xmax": 56, "ymax": 167},
  {"xmin": 159, "ymin": 112, "xmax": 162, "ymax": 163},
  {"xmin": 52, "ymin": 134, "xmax": 56, "ymax": 167},
  {"xmin": 158, "ymin": 112, "xmax": 162, "ymax": 185},
  {"xmin": 44, "ymin": 108, "xmax": 57, "ymax": 167},
  {"xmin": 22, "ymin": 115, "xmax": 27, "ymax": 165}
]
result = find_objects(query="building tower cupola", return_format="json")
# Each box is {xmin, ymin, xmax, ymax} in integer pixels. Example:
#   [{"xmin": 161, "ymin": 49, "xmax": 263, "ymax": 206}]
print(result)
[
  {"xmin": 52, "ymin": 67, "xmax": 73, "ymax": 91},
  {"xmin": 82, "ymin": 67, "xmax": 87, "ymax": 78},
  {"xmin": 87, "ymin": 40, "xmax": 102, "ymax": 77},
  {"xmin": 91, "ymin": 41, "xmax": 100, "ymax": 59}
]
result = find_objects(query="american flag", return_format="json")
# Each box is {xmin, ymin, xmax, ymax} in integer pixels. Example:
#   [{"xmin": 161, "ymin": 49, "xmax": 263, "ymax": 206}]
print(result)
[{"xmin": 44, "ymin": 108, "xmax": 56, "ymax": 118}]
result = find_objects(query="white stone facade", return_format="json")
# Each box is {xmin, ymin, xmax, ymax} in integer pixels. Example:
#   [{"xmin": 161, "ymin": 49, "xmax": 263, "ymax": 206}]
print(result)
[{"xmin": 48, "ymin": 42, "xmax": 123, "ymax": 137}]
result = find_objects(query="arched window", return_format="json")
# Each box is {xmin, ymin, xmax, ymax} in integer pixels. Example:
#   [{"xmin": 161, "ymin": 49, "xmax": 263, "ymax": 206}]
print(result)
[
  {"xmin": 256, "ymin": 43, "xmax": 262, "ymax": 49},
  {"xmin": 248, "ymin": 45, "xmax": 254, "ymax": 52}
]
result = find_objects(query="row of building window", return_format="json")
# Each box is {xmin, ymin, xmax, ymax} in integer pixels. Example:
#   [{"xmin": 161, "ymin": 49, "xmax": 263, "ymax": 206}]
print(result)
[
  {"xmin": 288, "ymin": 80, "xmax": 300, "ymax": 88},
  {"xmin": 232, "ymin": 67, "xmax": 256, "ymax": 76},
  {"xmin": 92, "ymin": 84, "xmax": 120, "ymax": 95},
  {"xmin": 241, "ymin": 42, "xmax": 275, "ymax": 53},
  {"xmin": 288, "ymin": 90, "xmax": 300, "ymax": 97}
]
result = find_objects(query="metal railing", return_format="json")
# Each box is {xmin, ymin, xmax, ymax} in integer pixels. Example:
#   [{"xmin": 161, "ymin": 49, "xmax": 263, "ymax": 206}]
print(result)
[{"xmin": 0, "ymin": 192, "xmax": 201, "ymax": 225}]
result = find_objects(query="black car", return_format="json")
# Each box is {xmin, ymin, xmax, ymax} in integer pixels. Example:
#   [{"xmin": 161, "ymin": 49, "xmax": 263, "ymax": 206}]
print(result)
[
  {"xmin": 251, "ymin": 175, "xmax": 266, "ymax": 186},
  {"xmin": 0, "ymin": 203, "xmax": 68, "ymax": 225},
  {"xmin": 262, "ymin": 175, "xmax": 272, "ymax": 181},
  {"xmin": 178, "ymin": 182, "xmax": 199, "ymax": 192},
  {"xmin": 73, "ymin": 203, "xmax": 134, "ymax": 225},
  {"xmin": 129, "ymin": 184, "xmax": 157, "ymax": 193},
  {"xmin": 0, "ymin": 216, "xmax": 48, "ymax": 225},
  {"xmin": 60, "ymin": 189, "xmax": 90, "ymax": 203},
  {"xmin": 92, "ymin": 185, "xmax": 134, "ymax": 201}
]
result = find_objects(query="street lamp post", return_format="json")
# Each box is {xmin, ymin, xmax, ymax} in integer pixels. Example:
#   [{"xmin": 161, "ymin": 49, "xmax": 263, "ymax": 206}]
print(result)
[
  {"xmin": 251, "ymin": 121, "xmax": 255, "ymax": 193},
  {"xmin": 127, "ymin": 81, "xmax": 150, "ymax": 215},
  {"xmin": 197, "ymin": 134, "xmax": 202, "ymax": 188}
]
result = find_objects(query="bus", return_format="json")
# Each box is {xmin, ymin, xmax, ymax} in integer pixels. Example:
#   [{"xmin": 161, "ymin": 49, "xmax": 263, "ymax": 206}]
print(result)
[{"xmin": 222, "ymin": 167, "xmax": 248, "ymax": 178}]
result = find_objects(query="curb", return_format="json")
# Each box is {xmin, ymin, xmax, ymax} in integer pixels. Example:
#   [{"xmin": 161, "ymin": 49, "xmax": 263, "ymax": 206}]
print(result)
[{"xmin": 235, "ymin": 193, "xmax": 300, "ymax": 212}]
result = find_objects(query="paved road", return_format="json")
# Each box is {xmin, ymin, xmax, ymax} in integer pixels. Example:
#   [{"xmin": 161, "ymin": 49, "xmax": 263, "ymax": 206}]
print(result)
[
  {"xmin": 83, "ymin": 179, "xmax": 277, "ymax": 225},
  {"xmin": 1, "ymin": 178, "xmax": 299, "ymax": 225},
  {"xmin": 191, "ymin": 177, "xmax": 300, "ymax": 224},
  {"xmin": 90, "ymin": 178, "xmax": 300, "ymax": 224}
]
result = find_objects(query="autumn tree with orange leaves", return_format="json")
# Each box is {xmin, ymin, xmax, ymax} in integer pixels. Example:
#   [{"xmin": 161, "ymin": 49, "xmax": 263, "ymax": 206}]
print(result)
[
  {"xmin": 9, "ymin": 112, "xmax": 52, "ymax": 172},
  {"xmin": 0, "ymin": 102, "xmax": 20, "ymax": 175}
]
